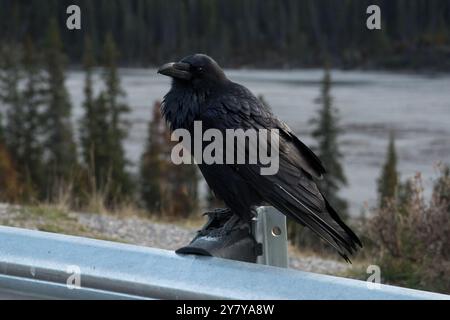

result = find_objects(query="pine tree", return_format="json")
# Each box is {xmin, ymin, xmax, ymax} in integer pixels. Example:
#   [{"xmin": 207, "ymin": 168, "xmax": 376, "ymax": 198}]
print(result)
[
  {"xmin": 310, "ymin": 65, "xmax": 348, "ymax": 215},
  {"xmin": 80, "ymin": 35, "xmax": 112, "ymax": 199},
  {"xmin": 80, "ymin": 33, "xmax": 133, "ymax": 206},
  {"xmin": 19, "ymin": 36, "xmax": 45, "ymax": 199},
  {"xmin": 377, "ymin": 132, "xmax": 398, "ymax": 207},
  {"xmin": 43, "ymin": 19, "xmax": 78, "ymax": 196},
  {"xmin": 0, "ymin": 43, "xmax": 22, "ymax": 154},
  {"xmin": 140, "ymin": 101, "xmax": 198, "ymax": 217},
  {"xmin": 80, "ymin": 35, "xmax": 97, "ymax": 168},
  {"xmin": 0, "ymin": 43, "xmax": 23, "ymax": 201},
  {"xmin": 89, "ymin": 92, "xmax": 114, "ymax": 192},
  {"xmin": 433, "ymin": 165, "xmax": 450, "ymax": 212},
  {"xmin": 100, "ymin": 33, "xmax": 132, "ymax": 202},
  {"xmin": 140, "ymin": 101, "xmax": 166, "ymax": 214},
  {"xmin": 140, "ymin": 100, "xmax": 199, "ymax": 217}
]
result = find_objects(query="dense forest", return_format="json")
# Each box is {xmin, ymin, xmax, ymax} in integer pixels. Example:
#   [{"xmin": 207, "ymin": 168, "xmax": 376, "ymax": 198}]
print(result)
[{"xmin": 1, "ymin": 0, "xmax": 450, "ymax": 69}]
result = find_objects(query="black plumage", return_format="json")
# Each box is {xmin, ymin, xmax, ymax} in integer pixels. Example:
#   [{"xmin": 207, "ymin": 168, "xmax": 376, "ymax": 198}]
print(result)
[{"xmin": 158, "ymin": 54, "xmax": 361, "ymax": 260}]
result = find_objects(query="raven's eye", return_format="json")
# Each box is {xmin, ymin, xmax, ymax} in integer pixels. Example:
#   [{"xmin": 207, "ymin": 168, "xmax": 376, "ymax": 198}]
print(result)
[{"xmin": 197, "ymin": 67, "xmax": 204, "ymax": 72}]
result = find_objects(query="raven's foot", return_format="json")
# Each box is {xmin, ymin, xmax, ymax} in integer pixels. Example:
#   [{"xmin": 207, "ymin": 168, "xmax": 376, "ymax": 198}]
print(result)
[
  {"xmin": 222, "ymin": 214, "xmax": 246, "ymax": 234},
  {"xmin": 196, "ymin": 208, "xmax": 250, "ymax": 238},
  {"xmin": 196, "ymin": 208, "xmax": 234, "ymax": 238},
  {"xmin": 176, "ymin": 207, "xmax": 257, "ymax": 263}
]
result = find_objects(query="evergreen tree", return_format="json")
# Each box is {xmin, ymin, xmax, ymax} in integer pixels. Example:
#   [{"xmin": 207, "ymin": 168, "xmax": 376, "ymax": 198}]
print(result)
[
  {"xmin": 397, "ymin": 179, "xmax": 413, "ymax": 207},
  {"xmin": 433, "ymin": 165, "xmax": 450, "ymax": 212},
  {"xmin": 0, "ymin": 43, "xmax": 23, "ymax": 201},
  {"xmin": 140, "ymin": 101, "xmax": 166, "ymax": 214},
  {"xmin": 43, "ymin": 19, "xmax": 77, "ymax": 196},
  {"xmin": 18, "ymin": 37, "xmax": 46, "ymax": 199},
  {"xmin": 140, "ymin": 100, "xmax": 199, "ymax": 217},
  {"xmin": 377, "ymin": 132, "xmax": 398, "ymax": 207},
  {"xmin": 310, "ymin": 65, "xmax": 348, "ymax": 215},
  {"xmin": 99, "ymin": 32, "xmax": 132, "ymax": 202},
  {"xmin": 80, "ymin": 35, "xmax": 112, "ymax": 200},
  {"xmin": 80, "ymin": 35, "xmax": 97, "ymax": 168},
  {"xmin": 0, "ymin": 40, "xmax": 45, "ymax": 200},
  {"xmin": 89, "ymin": 92, "xmax": 114, "ymax": 193},
  {"xmin": 0, "ymin": 43, "xmax": 22, "ymax": 154},
  {"xmin": 80, "ymin": 33, "xmax": 133, "ymax": 205}
]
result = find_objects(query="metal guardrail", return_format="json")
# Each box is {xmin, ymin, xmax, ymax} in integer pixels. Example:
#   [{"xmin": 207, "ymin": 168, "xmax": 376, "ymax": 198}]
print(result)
[{"xmin": 0, "ymin": 225, "xmax": 449, "ymax": 299}]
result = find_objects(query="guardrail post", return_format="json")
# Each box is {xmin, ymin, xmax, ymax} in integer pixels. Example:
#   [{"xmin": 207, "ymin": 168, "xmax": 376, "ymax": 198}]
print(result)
[{"xmin": 253, "ymin": 206, "xmax": 288, "ymax": 268}]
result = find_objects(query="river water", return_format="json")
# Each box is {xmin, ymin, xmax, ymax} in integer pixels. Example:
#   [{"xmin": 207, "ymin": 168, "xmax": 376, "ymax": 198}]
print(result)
[{"xmin": 66, "ymin": 68, "xmax": 450, "ymax": 216}]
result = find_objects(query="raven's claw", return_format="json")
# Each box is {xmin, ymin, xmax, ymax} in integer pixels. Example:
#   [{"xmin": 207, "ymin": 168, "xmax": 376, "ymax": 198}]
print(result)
[
  {"xmin": 197, "ymin": 208, "xmax": 234, "ymax": 237},
  {"xmin": 176, "ymin": 207, "xmax": 258, "ymax": 263}
]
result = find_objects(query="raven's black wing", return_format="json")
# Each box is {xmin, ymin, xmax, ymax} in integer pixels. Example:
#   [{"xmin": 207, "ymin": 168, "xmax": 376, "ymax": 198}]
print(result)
[{"xmin": 202, "ymin": 83, "xmax": 362, "ymax": 260}]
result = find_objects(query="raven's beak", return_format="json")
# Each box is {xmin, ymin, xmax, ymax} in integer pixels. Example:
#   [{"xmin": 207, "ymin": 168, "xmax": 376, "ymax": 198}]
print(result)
[{"xmin": 157, "ymin": 62, "xmax": 191, "ymax": 80}]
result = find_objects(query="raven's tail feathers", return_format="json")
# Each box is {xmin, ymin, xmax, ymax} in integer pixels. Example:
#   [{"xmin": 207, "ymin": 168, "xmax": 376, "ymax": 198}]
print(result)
[{"xmin": 270, "ymin": 185, "xmax": 362, "ymax": 262}]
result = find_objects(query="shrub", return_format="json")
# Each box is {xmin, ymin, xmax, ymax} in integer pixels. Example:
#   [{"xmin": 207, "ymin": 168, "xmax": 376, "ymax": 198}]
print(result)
[{"xmin": 367, "ymin": 168, "xmax": 450, "ymax": 294}]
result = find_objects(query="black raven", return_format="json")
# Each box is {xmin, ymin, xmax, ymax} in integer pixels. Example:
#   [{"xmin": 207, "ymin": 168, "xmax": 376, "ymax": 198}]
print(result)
[{"xmin": 158, "ymin": 54, "xmax": 361, "ymax": 260}]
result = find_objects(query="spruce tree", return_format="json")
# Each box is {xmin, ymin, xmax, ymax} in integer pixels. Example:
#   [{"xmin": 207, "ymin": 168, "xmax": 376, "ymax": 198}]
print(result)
[
  {"xmin": 100, "ymin": 33, "xmax": 132, "ymax": 202},
  {"xmin": 80, "ymin": 35, "xmax": 97, "ymax": 169},
  {"xmin": 377, "ymin": 132, "xmax": 398, "ymax": 207},
  {"xmin": 0, "ymin": 43, "xmax": 23, "ymax": 201},
  {"xmin": 433, "ymin": 165, "xmax": 450, "ymax": 212},
  {"xmin": 19, "ymin": 37, "xmax": 45, "ymax": 199},
  {"xmin": 140, "ymin": 100, "xmax": 199, "ymax": 217},
  {"xmin": 43, "ymin": 19, "xmax": 77, "ymax": 196},
  {"xmin": 310, "ymin": 65, "xmax": 348, "ymax": 215},
  {"xmin": 80, "ymin": 35, "xmax": 112, "ymax": 198},
  {"xmin": 140, "ymin": 101, "xmax": 165, "ymax": 214},
  {"xmin": 0, "ymin": 43, "xmax": 22, "ymax": 153},
  {"xmin": 0, "ymin": 41, "xmax": 45, "ymax": 200},
  {"xmin": 90, "ymin": 92, "xmax": 114, "ymax": 192}
]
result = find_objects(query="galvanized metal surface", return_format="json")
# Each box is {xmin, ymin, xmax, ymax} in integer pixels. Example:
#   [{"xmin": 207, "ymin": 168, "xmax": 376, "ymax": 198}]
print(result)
[
  {"xmin": 254, "ymin": 207, "xmax": 288, "ymax": 268},
  {"xmin": 0, "ymin": 225, "xmax": 449, "ymax": 300},
  {"xmin": 0, "ymin": 274, "xmax": 142, "ymax": 299}
]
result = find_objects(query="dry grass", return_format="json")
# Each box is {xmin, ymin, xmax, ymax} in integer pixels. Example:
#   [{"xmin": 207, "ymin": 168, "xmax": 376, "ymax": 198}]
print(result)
[{"xmin": 0, "ymin": 203, "xmax": 122, "ymax": 242}]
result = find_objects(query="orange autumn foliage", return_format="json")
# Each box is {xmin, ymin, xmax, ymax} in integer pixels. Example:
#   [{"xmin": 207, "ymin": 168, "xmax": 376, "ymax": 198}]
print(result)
[{"xmin": 0, "ymin": 142, "xmax": 21, "ymax": 202}]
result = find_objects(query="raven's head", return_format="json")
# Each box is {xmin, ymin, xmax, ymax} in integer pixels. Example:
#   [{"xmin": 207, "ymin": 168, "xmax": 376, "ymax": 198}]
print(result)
[
  {"xmin": 158, "ymin": 54, "xmax": 227, "ymax": 130},
  {"xmin": 158, "ymin": 54, "xmax": 227, "ymax": 89}
]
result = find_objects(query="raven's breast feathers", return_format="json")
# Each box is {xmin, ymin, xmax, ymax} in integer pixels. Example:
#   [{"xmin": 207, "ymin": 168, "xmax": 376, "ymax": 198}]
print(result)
[{"xmin": 161, "ymin": 84, "xmax": 209, "ymax": 131}]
